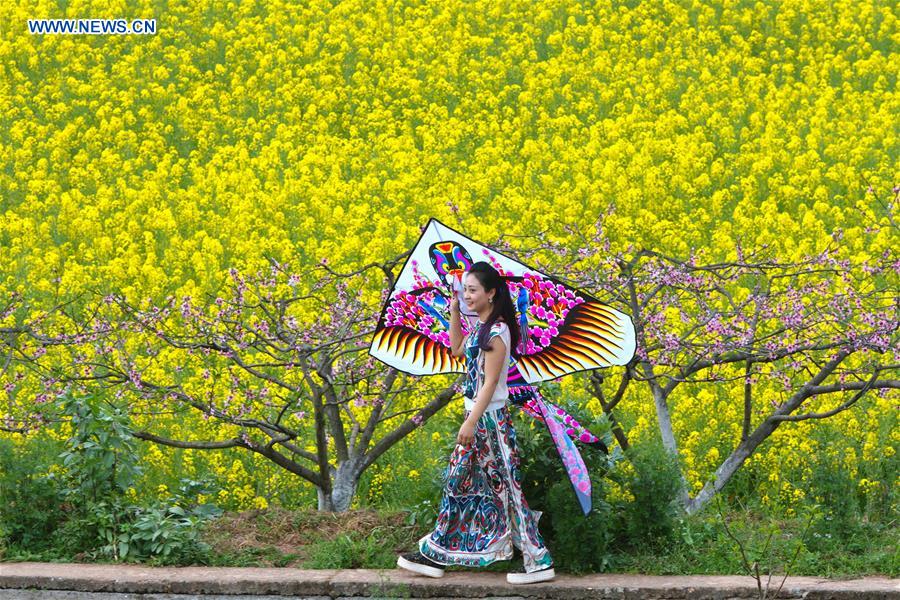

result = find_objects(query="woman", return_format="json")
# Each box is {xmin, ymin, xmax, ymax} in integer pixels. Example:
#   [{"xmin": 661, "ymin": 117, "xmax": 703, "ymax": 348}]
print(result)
[{"xmin": 396, "ymin": 261, "xmax": 555, "ymax": 585}]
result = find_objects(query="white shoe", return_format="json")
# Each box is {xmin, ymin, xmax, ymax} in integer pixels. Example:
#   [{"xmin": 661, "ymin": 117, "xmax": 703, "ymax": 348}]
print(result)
[
  {"xmin": 397, "ymin": 552, "xmax": 445, "ymax": 578},
  {"xmin": 507, "ymin": 565, "xmax": 555, "ymax": 584}
]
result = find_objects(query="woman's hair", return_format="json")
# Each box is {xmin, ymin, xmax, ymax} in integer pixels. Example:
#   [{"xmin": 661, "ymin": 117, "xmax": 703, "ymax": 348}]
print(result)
[{"xmin": 466, "ymin": 261, "xmax": 521, "ymax": 360}]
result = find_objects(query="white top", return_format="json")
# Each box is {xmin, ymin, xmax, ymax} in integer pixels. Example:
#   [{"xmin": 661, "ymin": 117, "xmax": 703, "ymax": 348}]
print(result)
[{"xmin": 463, "ymin": 320, "xmax": 511, "ymax": 413}]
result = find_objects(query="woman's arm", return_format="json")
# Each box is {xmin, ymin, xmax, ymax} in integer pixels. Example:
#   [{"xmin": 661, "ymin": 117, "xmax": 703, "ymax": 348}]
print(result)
[
  {"xmin": 457, "ymin": 335, "xmax": 506, "ymax": 446},
  {"xmin": 448, "ymin": 295, "xmax": 465, "ymax": 357}
]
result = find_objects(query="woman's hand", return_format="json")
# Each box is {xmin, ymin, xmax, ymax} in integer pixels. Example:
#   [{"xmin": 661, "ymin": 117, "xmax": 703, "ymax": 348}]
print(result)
[
  {"xmin": 457, "ymin": 419, "xmax": 475, "ymax": 447},
  {"xmin": 449, "ymin": 294, "xmax": 460, "ymax": 315}
]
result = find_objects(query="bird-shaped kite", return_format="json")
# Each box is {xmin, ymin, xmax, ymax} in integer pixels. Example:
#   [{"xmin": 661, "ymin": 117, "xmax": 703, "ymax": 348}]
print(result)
[{"xmin": 369, "ymin": 218, "xmax": 636, "ymax": 514}]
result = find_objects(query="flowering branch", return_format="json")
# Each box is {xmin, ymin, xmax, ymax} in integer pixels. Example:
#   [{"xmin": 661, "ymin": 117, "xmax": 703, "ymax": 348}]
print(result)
[
  {"xmin": 507, "ymin": 196, "xmax": 898, "ymax": 514},
  {"xmin": 16, "ymin": 255, "xmax": 459, "ymax": 511}
]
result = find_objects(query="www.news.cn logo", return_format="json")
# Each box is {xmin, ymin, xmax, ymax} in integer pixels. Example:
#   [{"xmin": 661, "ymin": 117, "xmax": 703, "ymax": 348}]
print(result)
[{"xmin": 28, "ymin": 19, "xmax": 156, "ymax": 35}]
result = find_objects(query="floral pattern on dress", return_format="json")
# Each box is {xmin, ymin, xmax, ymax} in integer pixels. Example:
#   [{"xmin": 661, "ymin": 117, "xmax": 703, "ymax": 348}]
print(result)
[{"xmin": 419, "ymin": 406, "xmax": 553, "ymax": 572}]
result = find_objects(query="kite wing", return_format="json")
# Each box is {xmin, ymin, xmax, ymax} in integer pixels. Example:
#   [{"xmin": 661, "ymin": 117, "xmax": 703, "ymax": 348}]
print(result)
[{"xmin": 503, "ymin": 272, "xmax": 635, "ymax": 383}]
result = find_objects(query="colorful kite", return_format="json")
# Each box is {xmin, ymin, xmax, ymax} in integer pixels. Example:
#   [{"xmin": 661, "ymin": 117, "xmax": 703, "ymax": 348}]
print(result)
[{"xmin": 368, "ymin": 218, "xmax": 636, "ymax": 514}]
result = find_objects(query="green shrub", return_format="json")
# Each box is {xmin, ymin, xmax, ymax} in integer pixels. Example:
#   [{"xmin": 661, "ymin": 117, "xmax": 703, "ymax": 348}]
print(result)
[
  {"xmin": 513, "ymin": 402, "xmax": 619, "ymax": 572},
  {"xmin": 515, "ymin": 402, "xmax": 685, "ymax": 572},
  {"xmin": 541, "ymin": 476, "xmax": 614, "ymax": 573},
  {"xmin": 121, "ymin": 502, "xmax": 219, "ymax": 564},
  {"xmin": 611, "ymin": 437, "xmax": 684, "ymax": 550},
  {"xmin": 0, "ymin": 436, "xmax": 67, "ymax": 553},
  {"xmin": 1, "ymin": 392, "xmax": 221, "ymax": 563}
]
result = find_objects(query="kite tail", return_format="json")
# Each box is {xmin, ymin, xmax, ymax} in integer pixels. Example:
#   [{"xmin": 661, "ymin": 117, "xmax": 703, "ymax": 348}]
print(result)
[
  {"xmin": 510, "ymin": 386, "xmax": 608, "ymax": 454},
  {"xmin": 508, "ymin": 385, "xmax": 609, "ymax": 516},
  {"xmin": 532, "ymin": 396, "xmax": 592, "ymax": 515}
]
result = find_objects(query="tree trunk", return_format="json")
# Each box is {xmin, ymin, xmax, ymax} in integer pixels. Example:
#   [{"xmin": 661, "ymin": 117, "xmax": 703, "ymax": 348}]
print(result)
[
  {"xmin": 316, "ymin": 459, "xmax": 360, "ymax": 512},
  {"xmin": 640, "ymin": 362, "xmax": 692, "ymax": 508},
  {"xmin": 684, "ymin": 416, "xmax": 779, "ymax": 515}
]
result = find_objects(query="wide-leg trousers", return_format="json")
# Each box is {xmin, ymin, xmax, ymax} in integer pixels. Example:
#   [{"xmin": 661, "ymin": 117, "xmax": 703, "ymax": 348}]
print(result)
[{"xmin": 419, "ymin": 405, "xmax": 553, "ymax": 572}]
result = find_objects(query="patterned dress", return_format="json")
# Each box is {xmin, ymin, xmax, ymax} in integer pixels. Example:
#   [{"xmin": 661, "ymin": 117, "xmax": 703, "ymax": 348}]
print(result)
[{"xmin": 418, "ymin": 319, "xmax": 553, "ymax": 573}]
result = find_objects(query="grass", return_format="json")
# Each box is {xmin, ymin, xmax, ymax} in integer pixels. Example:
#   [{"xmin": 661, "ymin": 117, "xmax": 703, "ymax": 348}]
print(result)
[
  {"xmin": 602, "ymin": 510, "xmax": 898, "ymax": 578},
  {"xmin": 195, "ymin": 505, "xmax": 897, "ymax": 577},
  {"xmin": 200, "ymin": 506, "xmax": 532, "ymax": 573},
  {"xmin": 2, "ymin": 498, "xmax": 894, "ymax": 576},
  {"xmin": 201, "ymin": 507, "xmax": 427, "ymax": 568}
]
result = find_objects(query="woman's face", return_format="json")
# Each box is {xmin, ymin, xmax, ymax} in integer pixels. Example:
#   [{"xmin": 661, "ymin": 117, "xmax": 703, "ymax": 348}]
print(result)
[{"xmin": 463, "ymin": 273, "xmax": 494, "ymax": 314}]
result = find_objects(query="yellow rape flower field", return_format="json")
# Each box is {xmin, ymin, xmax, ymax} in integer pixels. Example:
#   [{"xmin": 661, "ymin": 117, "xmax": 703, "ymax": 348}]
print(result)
[{"xmin": 1, "ymin": 0, "xmax": 897, "ymax": 526}]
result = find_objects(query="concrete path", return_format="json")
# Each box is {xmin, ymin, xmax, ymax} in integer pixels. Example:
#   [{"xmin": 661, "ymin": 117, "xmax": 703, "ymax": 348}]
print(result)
[{"xmin": 0, "ymin": 562, "xmax": 896, "ymax": 599}]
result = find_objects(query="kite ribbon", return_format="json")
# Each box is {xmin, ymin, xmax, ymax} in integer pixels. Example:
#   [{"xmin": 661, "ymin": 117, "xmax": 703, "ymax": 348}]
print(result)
[{"xmin": 533, "ymin": 396, "xmax": 593, "ymax": 515}]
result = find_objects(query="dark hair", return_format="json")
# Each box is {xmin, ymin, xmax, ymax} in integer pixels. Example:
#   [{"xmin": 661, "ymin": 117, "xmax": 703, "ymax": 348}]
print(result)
[{"xmin": 466, "ymin": 261, "xmax": 521, "ymax": 360}]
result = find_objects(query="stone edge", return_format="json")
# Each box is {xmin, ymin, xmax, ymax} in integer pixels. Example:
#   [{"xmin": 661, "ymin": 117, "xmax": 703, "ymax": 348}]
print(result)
[{"xmin": 0, "ymin": 563, "xmax": 896, "ymax": 600}]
